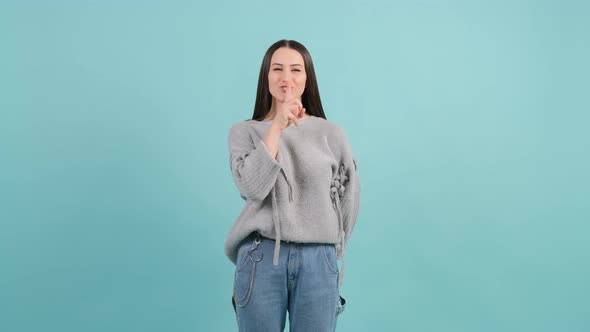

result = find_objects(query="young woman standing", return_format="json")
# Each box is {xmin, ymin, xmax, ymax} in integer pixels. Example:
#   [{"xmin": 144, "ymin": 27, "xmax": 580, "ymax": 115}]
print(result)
[{"xmin": 225, "ymin": 39, "xmax": 361, "ymax": 332}]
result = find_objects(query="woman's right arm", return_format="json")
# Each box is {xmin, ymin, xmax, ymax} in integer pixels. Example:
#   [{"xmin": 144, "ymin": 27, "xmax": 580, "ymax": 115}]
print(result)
[
  {"xmin": 263, "ymin": 123, "xmax": 282, "ymax": 159},
  {"xmin": 228, "ymin": 124, "xmax": 282, "ymax": 201},
  {"xmin": 230, "ymin": 86, "xmax": 305, "ymax": 200}
]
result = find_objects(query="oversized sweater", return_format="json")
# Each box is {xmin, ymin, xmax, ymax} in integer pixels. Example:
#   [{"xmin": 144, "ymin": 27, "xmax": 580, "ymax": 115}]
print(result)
[{"xmin": 224, "ymin": 115, "xmax": 361, "ymax": 285}]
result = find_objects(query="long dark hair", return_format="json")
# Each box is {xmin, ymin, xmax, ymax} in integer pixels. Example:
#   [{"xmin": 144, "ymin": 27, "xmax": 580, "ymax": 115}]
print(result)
[{"xmin": 251, "ymin": 39, "xmax": 326, "ymax": 121}]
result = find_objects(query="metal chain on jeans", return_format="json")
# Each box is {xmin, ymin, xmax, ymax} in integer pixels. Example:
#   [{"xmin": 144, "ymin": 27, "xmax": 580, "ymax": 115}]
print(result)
[{"xmin": 235, "ymin": 234, "xmax": 263, "ymax": 307}]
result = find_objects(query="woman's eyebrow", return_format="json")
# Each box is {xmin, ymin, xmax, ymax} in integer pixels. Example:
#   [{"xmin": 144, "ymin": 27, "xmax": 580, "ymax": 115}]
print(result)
[{"xmin": 271, "ymin": 63, "xmax": 303, "ymax": 66}]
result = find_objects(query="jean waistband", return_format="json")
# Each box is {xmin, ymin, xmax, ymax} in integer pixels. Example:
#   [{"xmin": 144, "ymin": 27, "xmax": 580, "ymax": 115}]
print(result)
[
  {"xmin": 248, "ymin": 231, "xmax": 294, "ymax": 244},
  {"xmin": 252, "ymin": 231, "xmax": 274, "ymax": 241}
]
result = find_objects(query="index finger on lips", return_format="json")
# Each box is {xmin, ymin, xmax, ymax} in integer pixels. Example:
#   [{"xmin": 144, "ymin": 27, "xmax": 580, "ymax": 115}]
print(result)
[{"xmin": 284, "ymin": 83, "xmax": 295, "ymax": 103}]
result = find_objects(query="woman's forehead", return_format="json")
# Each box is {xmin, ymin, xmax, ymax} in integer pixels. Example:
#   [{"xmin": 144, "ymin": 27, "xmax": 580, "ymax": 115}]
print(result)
[{"xmin": 271, "ymin": 48, "xmax": 304, "ymax": 64}]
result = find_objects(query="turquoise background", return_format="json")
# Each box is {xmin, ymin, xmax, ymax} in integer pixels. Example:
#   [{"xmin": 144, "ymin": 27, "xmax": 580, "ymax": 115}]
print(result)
[{"xmin": 1, "ymin": 1, "xmax": 589, "ymax": 331}]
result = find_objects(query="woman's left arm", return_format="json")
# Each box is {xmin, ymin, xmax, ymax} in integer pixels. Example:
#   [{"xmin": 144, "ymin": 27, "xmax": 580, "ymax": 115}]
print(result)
[{"xmin": 339, "ymin": 129, "xmax": 361, "ymax": 249}]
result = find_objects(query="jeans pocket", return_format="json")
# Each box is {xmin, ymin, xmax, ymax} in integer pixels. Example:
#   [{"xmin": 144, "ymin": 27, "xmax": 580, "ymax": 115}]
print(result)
[
  {"xmin": 233, "ymin": 260, "xmax": 255, "ymax": 307},
  {"xmin": 233, "ymin": 245, "xmax": 262, "ymax": 307},
  {"xmin": 235, "ymin": 248, "xmax": 250, "ymax": 274},
  {"xmin": 336, "ymin": 295, "xmax": 346, "ymax": 316},
  {"xmin": 235, "ymin": 237, "xmax": 253, "ymax": 273},
  {"xmin": 322, "ymin": 244, "xmax": 339, "ymax": 275}
]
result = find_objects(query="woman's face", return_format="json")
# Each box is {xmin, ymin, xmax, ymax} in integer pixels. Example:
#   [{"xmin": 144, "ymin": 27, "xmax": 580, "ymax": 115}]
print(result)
[{"xmin": 268, "ymin": 47, "xmax": 307, "ymax": 103}]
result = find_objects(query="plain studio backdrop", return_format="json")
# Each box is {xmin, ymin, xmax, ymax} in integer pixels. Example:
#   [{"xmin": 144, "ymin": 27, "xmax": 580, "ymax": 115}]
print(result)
[{"xmin": 1, "ymin": 1, "xmax": 588, "ymax": 331}]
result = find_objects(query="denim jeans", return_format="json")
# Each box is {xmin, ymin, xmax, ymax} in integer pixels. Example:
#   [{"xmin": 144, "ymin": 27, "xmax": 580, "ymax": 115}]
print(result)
[{"xmin": 232, "ymin": 232, "xmax": 346, "ymax": 332}]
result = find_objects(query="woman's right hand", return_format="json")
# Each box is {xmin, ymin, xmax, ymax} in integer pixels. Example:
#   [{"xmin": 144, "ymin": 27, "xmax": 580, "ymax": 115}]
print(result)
[{"xmin": 271, "ymin": 84, "xmax": 306, "ymax": 130}]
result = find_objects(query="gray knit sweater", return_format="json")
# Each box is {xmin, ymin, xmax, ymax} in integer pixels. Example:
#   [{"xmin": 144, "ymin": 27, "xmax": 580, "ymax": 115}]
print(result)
[{"xmin": 224, "ymin": 115, "xmax": 361, "ymax": 285}]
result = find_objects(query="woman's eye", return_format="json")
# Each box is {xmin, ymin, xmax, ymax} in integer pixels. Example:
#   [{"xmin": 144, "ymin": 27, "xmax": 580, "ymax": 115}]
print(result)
[
  {"xmin": 293, "ymin": 69, "xmax": 301, "ymax": 72},
  {"xmin": 273, "ymin": 68, "xmax": 282, "ymax": 71}
]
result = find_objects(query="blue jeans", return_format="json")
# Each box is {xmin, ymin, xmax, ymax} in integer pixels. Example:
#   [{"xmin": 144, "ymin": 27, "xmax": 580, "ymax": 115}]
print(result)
[{"xmin": 232, "ymin": 232, "xmax": 346, "ymax": 331}]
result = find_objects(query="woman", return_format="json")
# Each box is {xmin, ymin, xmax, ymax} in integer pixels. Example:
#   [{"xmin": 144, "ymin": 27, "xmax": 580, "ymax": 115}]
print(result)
[{"xmin": 225, "ymin": 39, "xmax": 361, "ymax": 331}]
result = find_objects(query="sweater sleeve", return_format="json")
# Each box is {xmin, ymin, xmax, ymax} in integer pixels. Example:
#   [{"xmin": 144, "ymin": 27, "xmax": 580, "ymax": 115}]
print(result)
[
  {"xmin": 228, "ymin": 122, "xmax": 282, "ymax": 201},
  {"xmin": 339, "ymin": 129, "xmax": 361, "ymax": 249}
]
